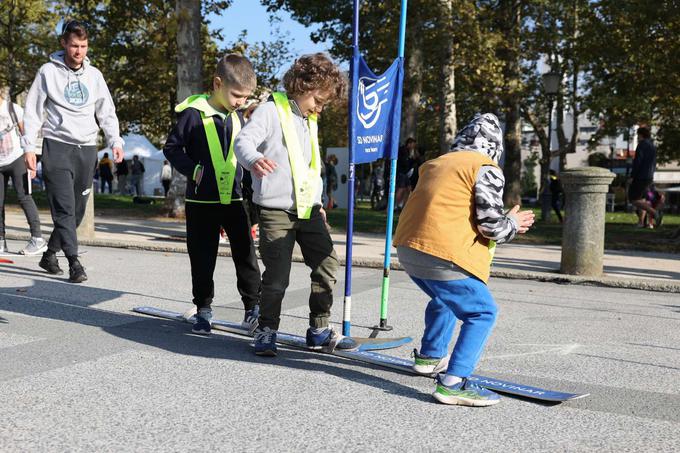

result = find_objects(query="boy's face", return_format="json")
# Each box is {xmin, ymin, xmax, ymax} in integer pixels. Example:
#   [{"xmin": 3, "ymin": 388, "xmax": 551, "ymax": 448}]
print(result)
[
  {"xmin": 214, "ymin": 78, "xmax": 251, "ymax": 111},
  {"xmin": 61, "ymin": 36, "xmax": 88, "ymax": 68},
  {"xmin": 293, "ymin": 89, "xmax": 333, "ymax": 117}
]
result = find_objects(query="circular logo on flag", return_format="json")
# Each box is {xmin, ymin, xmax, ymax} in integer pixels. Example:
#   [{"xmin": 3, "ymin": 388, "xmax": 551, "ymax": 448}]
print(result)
[{"xmin": 357, "ymin": 76, "xmax": 390, "ymax": 129}]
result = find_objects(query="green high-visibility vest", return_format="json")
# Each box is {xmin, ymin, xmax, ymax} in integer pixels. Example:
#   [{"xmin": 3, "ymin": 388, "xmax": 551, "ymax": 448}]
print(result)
[
  {"xmin": 175, "ymin": 94, "xmax": 241, "ymax": 205},
  {"xmin": 272, "ymin": 92, "xmax": 320, "ymax": 219}
]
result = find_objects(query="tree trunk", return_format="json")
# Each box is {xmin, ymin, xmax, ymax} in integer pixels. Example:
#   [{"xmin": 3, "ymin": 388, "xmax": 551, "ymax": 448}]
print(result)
[
  {"xmin": 556, "ymin": 87, "xmax": 568, "ymax": 171},
  {"xmin": 166, "ymin": 0, "xmax": 203, "ymax": 217},
  {"xmin": 76, "ymin": 191, "xmax": 96, "ymax": 240},
  {"xmin": 501, "ymin": 0, "xmax": 522, "ymax": 206},
  {"xmin": 503, "ymin": 103, "xmax": 522, "ymax": 206},
  {"xmin": 522, "ymin": 105, "xmax": 552, "ymax": 208},
  {"xmin": 438, "ymin": 0, "xmax": 457, "ymax": 155},
  {"xmin": 401, "ymin": 10, "xmax": 423, "ymax": 143},
  {"xmin": 6, "ymin": 0, "xmax": 17, "ymax": 102}
]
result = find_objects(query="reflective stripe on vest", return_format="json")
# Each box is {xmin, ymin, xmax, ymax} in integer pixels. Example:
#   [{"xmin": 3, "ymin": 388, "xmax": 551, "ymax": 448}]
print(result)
[
  {"xmin": 201, "ymin": 111, "xmax": 241, "ymax": 205},
  {"xmin": 272, "ymin": 92, "xmax": 320, "ymax": 219}
]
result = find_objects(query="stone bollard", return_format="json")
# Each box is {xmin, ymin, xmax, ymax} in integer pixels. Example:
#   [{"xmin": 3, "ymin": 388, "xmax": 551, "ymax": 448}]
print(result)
[{"xmin": 560, "ymin": 167, "xmax": 615, "ymax": 276}]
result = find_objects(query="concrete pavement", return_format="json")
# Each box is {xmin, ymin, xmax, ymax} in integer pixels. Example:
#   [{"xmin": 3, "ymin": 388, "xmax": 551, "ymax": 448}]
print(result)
[
  {"xmin": 1, "ymin": 242, "xmax": 679, "ymax": 451},
  {"xmin": 3, "ymin": 209, "xmax": 679, "ymax": 292}
]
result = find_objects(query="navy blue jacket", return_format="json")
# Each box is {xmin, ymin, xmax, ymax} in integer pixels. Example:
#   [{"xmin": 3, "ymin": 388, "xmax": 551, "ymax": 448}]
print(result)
[
  {"xmin": 164, "ymin": 107, "xmax": 245, "ymax": 202},
  {"xmin": 631, "ymin": 138, "xmax": 657, "ymax": 181}
]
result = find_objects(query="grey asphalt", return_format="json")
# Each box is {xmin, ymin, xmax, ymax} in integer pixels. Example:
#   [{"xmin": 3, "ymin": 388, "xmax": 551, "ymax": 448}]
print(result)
[
  {"xmin": 1, "ymin": 240, "xmax": 679, "ymax": 452},
  {"xmin": 4, "ymin": 209, "xmax": 680, "ymax": 292}
]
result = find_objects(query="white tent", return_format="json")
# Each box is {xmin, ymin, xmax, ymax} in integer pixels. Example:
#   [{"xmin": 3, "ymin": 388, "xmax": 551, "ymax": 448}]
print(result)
[{"xmin": 99, "ymin": 134, "xmax": 165, "ymax": 196}]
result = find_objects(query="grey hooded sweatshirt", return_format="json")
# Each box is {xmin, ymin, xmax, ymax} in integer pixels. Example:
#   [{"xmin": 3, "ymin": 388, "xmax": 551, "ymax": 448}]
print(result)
[
  {"xmin": 233, "ymin": 98, "xmax": 323, "ymax": 212},
  {"xmin": 21, "ymin": 51, "xmax": 123, "ymax": 152}
]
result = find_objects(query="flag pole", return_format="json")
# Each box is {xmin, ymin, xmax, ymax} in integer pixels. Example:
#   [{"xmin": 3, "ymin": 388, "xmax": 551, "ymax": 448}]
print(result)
[
  {"xmin": 342, "ymin": 0, "xmax": 361, "ymax": 336},
  {"xmin": 375, "ymin": 0, "xmax": 408, "ymax": 332}
]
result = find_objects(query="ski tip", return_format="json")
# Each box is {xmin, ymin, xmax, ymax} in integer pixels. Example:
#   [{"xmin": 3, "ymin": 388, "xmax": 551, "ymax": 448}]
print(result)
[{"xmin": 566, "ymin": 393, "xmax": 590, "ymax": 401}]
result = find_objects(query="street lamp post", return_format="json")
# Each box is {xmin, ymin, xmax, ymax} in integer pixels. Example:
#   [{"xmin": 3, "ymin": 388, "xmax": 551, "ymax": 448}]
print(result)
[{"xmin": 541, "ymin": 71, "xmax": 560, "ymax": 222}]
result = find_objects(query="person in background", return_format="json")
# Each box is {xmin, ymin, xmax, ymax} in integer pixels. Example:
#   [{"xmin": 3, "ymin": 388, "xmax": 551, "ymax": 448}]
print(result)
[
  {"xmin": 629, "ymin": 126, "xmax": 658, "ymax": 228},
  {"xmin": 395, "ymin": 138, "xmax": 416, "ymax": 211},
  {"xmin": 116, "ymin": 159, "xmax": 129, "ymax": 194},
  {"xmin": 325, "ymin": 153, "xmax": 338, "ymax": 210},
  {"xmin": 98, "ymin": 152, "xmax": 113, "ymax": 193},
  {"xmin": 641, "ymin": 184, "xmax": 665, "ymax": 228},
  {"xmin": 130, "ymin": 154, "xmax": 145, "ymax": 196},
  {"xmin": 161, "ymin": 159, "xmax": 172, "ymax": 197},
  {"xmin": 0, "ymin": 87, "xmax": 46, "ymax": 255},
  {"xmin": 409, "ymin": 148, "xmax": 426, "ymax": 191},
  {"xmin": 549, "ymin": 169, "xmax": 563, "ymax": 223}
]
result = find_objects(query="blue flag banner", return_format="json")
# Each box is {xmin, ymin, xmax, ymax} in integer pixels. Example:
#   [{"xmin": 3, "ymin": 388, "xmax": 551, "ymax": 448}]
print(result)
[{"xmin": 351, "ymin": 55, "xmax": 404, "ymax": 164}]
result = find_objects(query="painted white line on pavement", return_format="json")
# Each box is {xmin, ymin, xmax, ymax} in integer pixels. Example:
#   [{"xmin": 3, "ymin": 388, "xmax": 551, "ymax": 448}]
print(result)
[{"xmin": 485, "ymin": 343, "xmax": 580, "ymax": 359}]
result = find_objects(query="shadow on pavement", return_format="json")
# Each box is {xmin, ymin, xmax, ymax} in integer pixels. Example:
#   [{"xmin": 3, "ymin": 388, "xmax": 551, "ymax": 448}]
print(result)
[{"xmin": 0, "ymin": 275, "xmax": 430, "ymax": 403}]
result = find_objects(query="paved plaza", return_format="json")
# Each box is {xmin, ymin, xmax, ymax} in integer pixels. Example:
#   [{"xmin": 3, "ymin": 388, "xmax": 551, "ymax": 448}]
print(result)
[{"xmin": 1, "ymin": 241, "xmax": 679, "ymax": 451}]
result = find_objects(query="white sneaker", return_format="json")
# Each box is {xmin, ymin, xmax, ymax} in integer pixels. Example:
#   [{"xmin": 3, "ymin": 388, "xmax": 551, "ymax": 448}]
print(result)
[
  {"xmin": 20, "ymin": 237, "xmax": 47, "ymax": 255},
  {"xmin": 412, "ymin": 349, "xmax": 450, "ymax": 375}
]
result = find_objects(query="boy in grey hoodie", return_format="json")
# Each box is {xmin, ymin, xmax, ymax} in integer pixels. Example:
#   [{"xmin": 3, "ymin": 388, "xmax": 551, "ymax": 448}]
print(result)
[
  {"xmin": 234, "ymin": 53, "xmax": 357, "ymax": 356},
  {"xmin": 22, "ymin": 20, "xmax": 124, "ymax": 283}
]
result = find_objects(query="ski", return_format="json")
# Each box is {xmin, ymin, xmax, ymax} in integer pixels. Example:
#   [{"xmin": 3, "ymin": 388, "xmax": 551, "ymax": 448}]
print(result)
[
  {"xmin": 134, "ymin": 306, "xmax": 410, "ymax": 351},
  {"xmin": 133, "ymin": 306, "xmax": 588, "ymax": 402}
]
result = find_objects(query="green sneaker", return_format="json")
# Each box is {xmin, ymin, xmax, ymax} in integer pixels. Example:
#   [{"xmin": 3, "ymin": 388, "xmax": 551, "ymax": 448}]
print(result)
[
  {"xmin": 412, "ymin": 348, "xmax": 449, "ymax": 375},
  {"xmin": 432, "ymin": 375, "xmax": 501, "ymax": 407}
]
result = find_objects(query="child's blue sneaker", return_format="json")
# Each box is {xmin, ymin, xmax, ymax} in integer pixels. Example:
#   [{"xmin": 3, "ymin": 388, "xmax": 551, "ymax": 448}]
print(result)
[
  {"xmin": 191, "ymin": 309, "xmax": 212, "ymax": 335},
  {"xmin": 241, "ymin": 305, "xmax": 259, "ymax": 333},
  {"xmin": 432, "ymin": 374, "xmax": 501, "ymax": 407},
  {"xmin": 254, "ymin": 327, "xmax": 277, "ymax": 356},
  {"xmin": 305, "ymin": 327, "xmax": 358, "ymax": 352},
  {"xmin": 412, "ymin": 349, "xmax": 450, "ymax": 375}
]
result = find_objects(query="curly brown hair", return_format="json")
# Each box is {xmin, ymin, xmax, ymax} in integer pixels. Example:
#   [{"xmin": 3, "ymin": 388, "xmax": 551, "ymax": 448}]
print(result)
[{"xmin": 283, "ymin": 53, "xmax": 347, "ymax": 101}]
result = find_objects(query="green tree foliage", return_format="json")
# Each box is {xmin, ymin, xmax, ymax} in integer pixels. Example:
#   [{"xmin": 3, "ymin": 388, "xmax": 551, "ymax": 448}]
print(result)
[
  {"xmin": 261, "ymin": 0, "xmax": 505, "ymax": 154},
  {"xmin": 580, "ymin": 0, "xmax": 680, "ymax": 163},
  {"xmin": 222, "ymin": 16, "xmax": 294, "ymax": 97},
  {"xmin": 0, "ymin": 0, "xmax": 59, "ymax": 100}
]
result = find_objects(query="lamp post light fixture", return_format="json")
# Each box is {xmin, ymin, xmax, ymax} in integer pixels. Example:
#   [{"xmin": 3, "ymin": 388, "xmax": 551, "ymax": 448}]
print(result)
[
  {"xmin": 542, "ymin": 71, "xmax": 561, "ymax": 96},
  {"xmin": 540, "ymin": 71, "xmax": 561, "ymax": 222}
]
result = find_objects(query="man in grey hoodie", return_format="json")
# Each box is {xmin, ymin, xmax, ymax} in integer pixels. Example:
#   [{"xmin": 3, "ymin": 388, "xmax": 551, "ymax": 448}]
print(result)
[{"xmin": 22, "ymin": 20, "xmax": 124, "ymax": 283}]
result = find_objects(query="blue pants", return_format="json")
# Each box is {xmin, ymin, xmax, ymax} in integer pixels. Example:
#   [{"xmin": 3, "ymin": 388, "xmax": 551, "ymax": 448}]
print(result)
[{"xmin": 411, "ymin": 276, "xmax": 498, "ymax": 377}]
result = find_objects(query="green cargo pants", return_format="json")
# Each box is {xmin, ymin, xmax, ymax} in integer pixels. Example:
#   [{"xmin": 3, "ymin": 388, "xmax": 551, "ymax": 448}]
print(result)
[{"xmin": 257, "ymin": 205, "xmax": 339, "ymax": 330}]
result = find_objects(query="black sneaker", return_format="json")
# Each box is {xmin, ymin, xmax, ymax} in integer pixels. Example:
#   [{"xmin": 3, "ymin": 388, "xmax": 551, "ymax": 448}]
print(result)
[
  {"xmin": 305, "ymin": 327, "xmax": 358, "ymax": 352},
  {"xmin": 68, "ymin": 259, "xmax": 88, "ymax": 283},
  {"xmin": 192, "ymin": 309, "xmax": 212, "ymax": 335},
  {"xmin": 39, "ymin": 252, "xmax": 64, "ymax": 275},
  {"xmin": 241, "ymin": 304, "xmax": 260, "ymax": 333}
]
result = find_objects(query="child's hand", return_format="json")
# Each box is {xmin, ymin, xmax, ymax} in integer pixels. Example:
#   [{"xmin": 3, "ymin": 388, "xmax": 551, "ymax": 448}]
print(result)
[
  {"xmin": 508, "ymin": 205, "xmax": 535, "ymax": 234},
  {"xmin": 252, "ymin": 158, "xmax": 277, "ymax": 178}
]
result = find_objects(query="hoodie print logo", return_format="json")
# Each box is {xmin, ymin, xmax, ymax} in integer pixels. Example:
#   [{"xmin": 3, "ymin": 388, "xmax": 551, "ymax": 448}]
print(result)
[
  {"xmin": 357, "ymin": 75, "xmax": 390, "ymax": 129},
  {"xmin": 64, "ymin": 80, "xmax": 89, "ymax": 106}
]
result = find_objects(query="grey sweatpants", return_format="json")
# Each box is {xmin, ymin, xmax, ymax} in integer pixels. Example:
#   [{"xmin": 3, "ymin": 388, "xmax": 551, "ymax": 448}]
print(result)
[
  {"xmin": 41, "ymin": 138, "xmax": 97, "ymax": 256},
  {"xmin": 0, "ymin": 155, "xmax": 42, "ymax": 237}
]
